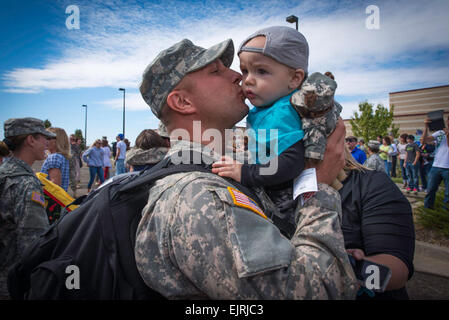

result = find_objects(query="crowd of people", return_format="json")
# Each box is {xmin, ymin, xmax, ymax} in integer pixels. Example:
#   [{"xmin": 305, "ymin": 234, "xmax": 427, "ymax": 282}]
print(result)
[
  {"xmin": 0, "ymin": 121, "xmax": 172, "ymax": 209},
  {"xmin": 0, "ymin": 25, "xmax": 447, "ymax": 302},
  {"xmin": 345, "ymin": 125, "xmax": 448, "ymax": 209}
]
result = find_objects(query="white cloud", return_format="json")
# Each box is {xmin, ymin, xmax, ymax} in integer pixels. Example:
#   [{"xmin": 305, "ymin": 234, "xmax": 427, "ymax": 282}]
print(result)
[
  {"xmin": 335, "ymin": 66, "xmax": 449, "ymax": 96},
  {"xmin": 339, "ymin": 97, "xmax": 390, "ymax": 120},
  {"xmin": 99, "ymin": 92, "xmax": 149, "ymax": 111},
  {"xmin": 2, "ymin": 0, "xmax": 449, "ymax": 108}
]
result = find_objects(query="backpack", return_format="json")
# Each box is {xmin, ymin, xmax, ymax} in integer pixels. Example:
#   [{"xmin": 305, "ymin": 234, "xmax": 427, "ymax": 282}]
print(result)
[{"xmin": 7, "ymin": 153, "xmax": 263, "ymax": 300}]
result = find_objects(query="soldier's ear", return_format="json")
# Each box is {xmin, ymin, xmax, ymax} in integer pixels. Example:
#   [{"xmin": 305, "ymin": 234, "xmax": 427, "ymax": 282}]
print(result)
[
  {"xmin": 166, "ymin": 89, "xmax": 196, "ymax": 115},
  {"xmin": 289, "ymin": 69, "xmax": 305, "ymax": 90},
  {"xmin": 25, "ymin": 134, "xmax": 40, "ymax": 150}
]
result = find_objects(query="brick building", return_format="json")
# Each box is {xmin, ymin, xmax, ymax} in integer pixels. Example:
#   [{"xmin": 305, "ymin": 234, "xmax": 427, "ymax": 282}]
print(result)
[
  {"xmin": 344, "ymin": 85, "xmax": 449, "ymax": 138},
  {"xmin": 390, "ymin": 85, "xmax": 449, "ymax": 135}
]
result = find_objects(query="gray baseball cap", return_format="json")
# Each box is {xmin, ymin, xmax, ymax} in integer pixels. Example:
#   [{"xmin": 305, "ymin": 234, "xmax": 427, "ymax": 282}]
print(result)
[
  {"xmin": 238, "ymin": 26, "xmax": 309, "ymax": 72},
  {"xmin": 4, "ymin": 117, "xmax": 56, "ymax": 139},
  {"xmin": 140, "ymin": 38, "xmax": 234, "ymax": 118},
  {"xmin": 367, "ymin": 140, "xmax": 381, "ymax": 151}
]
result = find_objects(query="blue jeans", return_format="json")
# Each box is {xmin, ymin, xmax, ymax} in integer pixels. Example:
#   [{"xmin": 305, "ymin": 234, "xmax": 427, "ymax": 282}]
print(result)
[
  {"xmin": 400, "ymin": 159, "xmax": 407, "ymax": 182},
  {"xmin": 384, "ymin": 160, "xmax": 391, "ymax": 177},
  {"xmin": 424, "ymin": 167, "xmax": 449, "ymax": 209},
  {"xmin": 405, "ymin": 162, "xmax": 419, "ymax": 190},
  {"xmin": 115, "ymin": 159, "xmax": 126, "ymax": 176},
  {"xmin": 420, "ymin": 162, "xmax": 433, "ymax": 190},
  {"xmin": 88, "ymin": 166, "xmax": 104, "ymax": 189}
]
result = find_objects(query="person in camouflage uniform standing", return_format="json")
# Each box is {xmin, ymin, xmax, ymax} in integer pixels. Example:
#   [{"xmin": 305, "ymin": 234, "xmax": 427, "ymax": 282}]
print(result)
[
  {"xmin": 364, "ymin": 140, "xmax": 386, "ymax": 173},
  {"xmin": 69, "ymin": 134, "xmax": 82, "ymax": 197},
  {"xmin": 135, "ymin": 38, "xmax": 358, "ymax": 299},
  {"xmin": 0, "ymin": 118, "xmax": 54, "ymax": 299}
]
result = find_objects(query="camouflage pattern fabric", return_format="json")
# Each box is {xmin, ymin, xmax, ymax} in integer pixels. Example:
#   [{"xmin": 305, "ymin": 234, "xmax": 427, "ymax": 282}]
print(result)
[
  {"xmin": 135, "ymin": 139, "xmax": 358, "ymax": 299},
  {"xmin": 0, "ymin": 157, "xmax": 49, "ymax": 299},
  {"xmin": 140, "ymin": 39, "xmax": 234, "ymax": 118},
  {"xmin": 157, "ymin": 122, "xmax": 170, "ymax": 138},
  {"xmin": 69, "ymin": 144, "xmax": 81, "ymax": 193},
  {"xmin": 364, "ymin": 153, "xmax": 386, "ymax": 173},
  {"xmin": 4, "ymin": 118, "xmax": 55, "ymax": 139},
  {"xmin": 290, "ymin": 72, "xmax": 342, "ymax": 161},
  {"xmin": 125, "ymin": 147, "xmax": 169, "ymax": 167}
]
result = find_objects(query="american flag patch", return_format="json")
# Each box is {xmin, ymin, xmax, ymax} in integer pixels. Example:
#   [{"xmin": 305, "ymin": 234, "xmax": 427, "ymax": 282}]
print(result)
[
  {"xmin": 227, "ymin": 187, "xmax": 267, "ymax": 220},
  {"xmin": 31, "ymin": 191, "xmax": 45, "ymax": 207},
  {"xmin": 300, "ymin": 191, "xmax": 316, "ymax": 206}
]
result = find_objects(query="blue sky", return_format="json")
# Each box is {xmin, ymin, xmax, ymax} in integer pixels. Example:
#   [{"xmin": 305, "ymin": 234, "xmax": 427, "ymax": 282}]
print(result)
[{"xmin": 1, "ymin": 0, "xmax": 449, "ymax": 145}]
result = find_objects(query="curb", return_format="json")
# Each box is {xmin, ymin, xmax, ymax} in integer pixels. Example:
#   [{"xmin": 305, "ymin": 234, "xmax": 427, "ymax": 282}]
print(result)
[{"xmin": 414, "ymin": 241, "xmax": 449, "ymax": 279}]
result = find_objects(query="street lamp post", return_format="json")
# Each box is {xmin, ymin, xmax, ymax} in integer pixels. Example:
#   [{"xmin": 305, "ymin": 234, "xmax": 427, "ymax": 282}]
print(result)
[
  {"xmin": 82, "ymin": 104, "xmax": 87, "ymax": 147},
  {"xmin": 286, "ymin": 15, "xmax": 299, "ymax": 30},
  {"xmin": 119, "ymin": 88, "xmax": 126, "ymax": 138}
]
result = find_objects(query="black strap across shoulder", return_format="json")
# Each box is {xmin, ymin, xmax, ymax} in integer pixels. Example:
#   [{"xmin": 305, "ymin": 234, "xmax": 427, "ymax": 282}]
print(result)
[{"xmin": 7, "ymin": 150, "xmax": 264, "ymax": 300}]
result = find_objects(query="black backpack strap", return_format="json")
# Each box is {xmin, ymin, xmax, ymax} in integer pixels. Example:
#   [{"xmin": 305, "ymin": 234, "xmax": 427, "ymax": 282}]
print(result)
[
  {"xmin": 118, "ymin": 151, "xmax": 264, "ymax": 208},
  {"xmin": 270, "ymin": 211, "xmax": 296, "ymax": 239}
]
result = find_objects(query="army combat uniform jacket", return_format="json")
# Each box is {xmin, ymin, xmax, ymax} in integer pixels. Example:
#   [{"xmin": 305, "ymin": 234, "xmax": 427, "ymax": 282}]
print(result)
[
  {"xmin": 0, "ymin": 157, "xmax": 49, "ymax": 299},
  {"xmin": 364, "ymin": 153, "xmax": 386, "ymax": 173},
  {"xmin": 135, "ymin": 140, "xmax": 358, "ymax": 299},
  {"xmin": 125, "ymin": 146, "xmax": 169, "ymax": 168}
]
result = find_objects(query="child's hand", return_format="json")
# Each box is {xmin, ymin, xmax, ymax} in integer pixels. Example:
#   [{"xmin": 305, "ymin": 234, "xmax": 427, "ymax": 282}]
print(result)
[{"xmin": 212, "ymin": 156, "xmax": 243, "ymax": 183}]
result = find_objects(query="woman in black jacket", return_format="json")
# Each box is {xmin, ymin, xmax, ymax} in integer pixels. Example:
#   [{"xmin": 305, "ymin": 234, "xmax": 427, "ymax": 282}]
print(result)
[{"xmin": 339, "ymin": 147, "xmax": 415, "ymax": 300}]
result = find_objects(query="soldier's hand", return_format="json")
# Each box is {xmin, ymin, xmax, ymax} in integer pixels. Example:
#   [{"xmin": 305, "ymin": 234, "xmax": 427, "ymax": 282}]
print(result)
[
  {"xmin": 309, "ymin": 118, "xmax": 346, "ymax": 185},
  {"xmin": 347, "ymin": 248, "xmax": 365, "ymax": 260},
  {"xmin": 212, "ymin": 156, "xmax": 243, "ymax": 183}
]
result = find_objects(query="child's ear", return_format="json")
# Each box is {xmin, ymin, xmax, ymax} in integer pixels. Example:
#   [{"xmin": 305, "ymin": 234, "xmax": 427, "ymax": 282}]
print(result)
[{"xmin": 289, "ymin": 69, "xmax": 305, "ymax": 89}]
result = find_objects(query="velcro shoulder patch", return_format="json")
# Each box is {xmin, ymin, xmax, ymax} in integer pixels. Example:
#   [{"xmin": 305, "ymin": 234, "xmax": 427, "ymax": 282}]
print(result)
[
  {"xmin": 227, "ymin": 187, "xmax": 267, "ymax": 220},
  {"xmin": 31, "ymin": 191, "xmax": 45, "ymax": 207}
]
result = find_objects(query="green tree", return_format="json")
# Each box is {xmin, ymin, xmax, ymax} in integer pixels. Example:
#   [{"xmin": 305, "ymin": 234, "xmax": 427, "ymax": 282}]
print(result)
[
  {"xmin": 74, "ymin": 129, "xmax": 85, "ymax": 150},
  {"xmin": 43, "ymin": 119, "xmax": 52, "ymax": 128},
  {"xmin": 349, "ymin": 102, "xmax": 397, "ymax": 142},
  {"xmin": 389, "ymin": 122, "xmax": 400, "ymax": 139}
]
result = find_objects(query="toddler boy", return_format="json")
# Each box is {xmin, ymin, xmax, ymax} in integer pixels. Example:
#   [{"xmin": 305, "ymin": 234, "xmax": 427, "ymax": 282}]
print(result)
[{"xmin": 212, "ymin": 26, "xmax": 342, "ymax": 236}]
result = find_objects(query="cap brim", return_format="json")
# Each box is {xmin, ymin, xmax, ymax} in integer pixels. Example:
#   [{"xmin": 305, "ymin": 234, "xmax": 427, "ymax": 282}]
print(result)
[
  {"xmin": 41, "ymin": 130, "xmax": 56, "ymax": 138},
  {"xmin": 187, "ymin": 39, "xmax": 234, "ymax": 74}
]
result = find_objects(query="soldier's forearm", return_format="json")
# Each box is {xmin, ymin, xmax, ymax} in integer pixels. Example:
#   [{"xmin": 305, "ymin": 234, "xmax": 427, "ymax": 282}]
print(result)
[{"xmin": 289, "ymin": 184, "xmax": 358, "ymax": 299}]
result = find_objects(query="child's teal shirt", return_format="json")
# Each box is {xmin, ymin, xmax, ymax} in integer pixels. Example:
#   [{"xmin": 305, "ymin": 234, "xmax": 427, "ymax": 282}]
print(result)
[{"xmin": 246, "ymin": 90, "xmax": 304, "ymax": 164}]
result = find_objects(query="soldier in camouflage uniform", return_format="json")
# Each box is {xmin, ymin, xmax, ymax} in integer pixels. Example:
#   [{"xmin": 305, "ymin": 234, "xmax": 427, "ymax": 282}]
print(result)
[
  {"xmin": 0, "ymin": 118, "xmax": 54, "ymax": 299},
  {"xmin": 134, "ymin": 38, "xmax": 358, "ymax": 299},
  {"xmin": 69, "ymin": 134, "xmax": 82, "ymax": 197},
  {"xmin": 125, "ymin": 128, "xmax": 169, "ymax": 171},
  {"xmin": 125, "ymin": 147, "xmax": 168, "ymax": 170},
  {"xmin": 364, "ymin": 140, "xmax": 386, "ymax": 173}
]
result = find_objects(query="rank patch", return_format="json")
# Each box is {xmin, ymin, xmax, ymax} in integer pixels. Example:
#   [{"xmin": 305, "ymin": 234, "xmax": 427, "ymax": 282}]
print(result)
[
  {"xmin": 227, "ymin": 187, "xmax": 267, "ymax": 220},
  {"xmin": 31, "ymin": 191, "xmax": 45, "ymax": 207}
]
